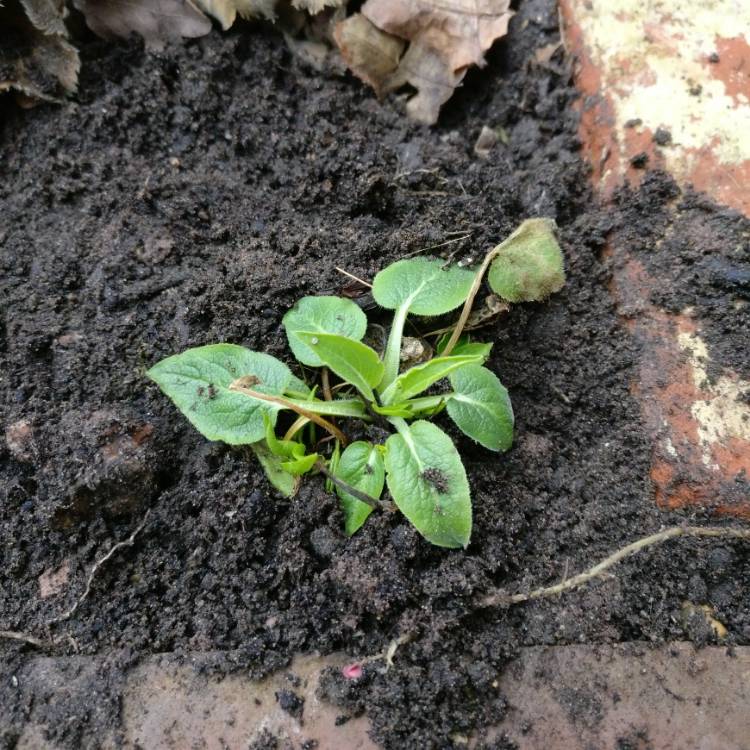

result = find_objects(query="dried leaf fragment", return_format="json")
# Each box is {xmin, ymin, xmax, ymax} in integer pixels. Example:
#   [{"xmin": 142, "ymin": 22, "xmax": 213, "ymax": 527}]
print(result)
[
  {"xmin": 73, "ymin": 0, "xmax": 212, "ymax": 50},
  {"xmin": 291, "ymin": 0, "xmax": 346, "ymax": 14},
  {"xmin": 337, "ymin": 0, "xmax": 514, "ymax": 124},
  {"xmin": 19, "ymin": 0, "xmax": 67, "ymax": 35},
  {"xmin": 192, "ymin": 0, "xmax": 279, "ymax": 29},
  {"xmin": 0, "ymin": 0, "xmax": 79, "ymax": 103},
  {"xmin": 334, "ymin": 13, "xmax": 404, "ymax": 97}
]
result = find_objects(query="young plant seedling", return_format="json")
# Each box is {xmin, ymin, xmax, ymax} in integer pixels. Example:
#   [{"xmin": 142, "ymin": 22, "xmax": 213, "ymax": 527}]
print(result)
[{"xmin": 147, "ymin": 219, "xmax": 565, "ymax": 548}]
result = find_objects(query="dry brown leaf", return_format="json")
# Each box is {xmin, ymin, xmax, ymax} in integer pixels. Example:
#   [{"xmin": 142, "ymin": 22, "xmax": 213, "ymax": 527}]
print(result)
[
  {"xmin": 192, "ymin": 0, "xmax": 278, "ymax": 29},
  {"xmin": 291, "ymin": 0, "xmax": 345, "ymax": 14},
  {"xmin": 339, "ymin": 0, "xmax": 513, "ymax": 124},
  {"xmin": 19, "ymin": 0, "xmax": 67, "ymax": 35},
  {"xmin": 73, "ymin": 0, "xmax": 212, "ymax": 50},
  {"xmin": 0, "ymin": 0, "xmax": 80, "ymax": 103},
  {"xmin": 334, "ymin": 13, "xmax": 404, "ymax": 97}
]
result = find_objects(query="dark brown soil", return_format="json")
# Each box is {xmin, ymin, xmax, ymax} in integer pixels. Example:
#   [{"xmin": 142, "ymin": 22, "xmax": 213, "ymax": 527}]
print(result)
[{"xmin": 1, "ymin": 1, "xmax": 749, "ymax": 748}]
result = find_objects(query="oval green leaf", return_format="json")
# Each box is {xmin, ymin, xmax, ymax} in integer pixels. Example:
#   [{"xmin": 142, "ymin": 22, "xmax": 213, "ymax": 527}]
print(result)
[
  {"xmin": 384, "ymin": 421, "xmax": 471, "ymax": 548},
  {"xmin": 447, "ymin": 365, "xmax": 514, "ymax": 451},
  {"xmin": 280, "ymin": 452, "xmax": 319, "ymax": 476},
  {"xmin": 488, "ymin": 218, "xmax": 565, "ymax": 302},
  {"xmin": 380, "ymin": 354, "xmax": 483, "ymax": 405},
  {"xmin": 296, "ymin": 332, "xmax": 384, "ymax": 402},
  {"xmin": 147, "ymin": 344, "xmax": 291, "ymax": 444},
  {"xmin": 334, "ymin": 441, "xmax": 384, "ymax": 536},
  {"xmin": 251, "ymin": 442, "xmax": 299, "ymax": 498},
  {"xmin": 436, "ymin": 334, "xmax": 493, "ymax": 361},
  {"xmin": 372, "ymin": 257, "xmax": 476, "ymax": 316},
  {"xmin": 283, "ymin": 296, "xmax": 368, "ymax": 367}
]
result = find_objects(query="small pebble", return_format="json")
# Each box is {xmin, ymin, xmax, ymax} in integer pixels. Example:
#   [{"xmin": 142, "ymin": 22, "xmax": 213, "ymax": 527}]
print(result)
[
  {"xmin": 342, "ymin": 663, "xmax": 363, "ymax": 680},
  {"xmin": 653, "ymin": 128, "xmax": 672, "ymax": 146}
]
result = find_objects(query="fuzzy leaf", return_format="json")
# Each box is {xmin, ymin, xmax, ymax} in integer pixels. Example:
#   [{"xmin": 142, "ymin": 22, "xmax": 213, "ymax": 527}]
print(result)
[
  {"xmin": 251, "ymin": 442, "xmax": 299, "ymax": 497},
  {"xmin": 283, "ymin": 296, "xmax": 368, "ymax": 367},
  {"xmin": 372, "ymin": 257, "xmax": 476, "ymax": 316},
  {"xmin": 147, "ymin": 344, "xmax": 292, "ymax": 444},
  {"xmin": 380, "ymin": 354, "xmax": 482, "ymax": 405},
  {"xmin": 296, "ymin": 332, "xmax": 383, "ymax": 401},
  {"xmin": 447, "ymin": 365, "xmax": 513, "ymax": 451},
  {"xmin": 334, "ymin": 441, "xmax": 384, "ymax": 535},
  {"xmin": 488, "ymin": 218, "xmax": 566, "ymax": 302},
  {"xmin": 385, "ymin": 421, "xmax": 471, "ymax": 548}
]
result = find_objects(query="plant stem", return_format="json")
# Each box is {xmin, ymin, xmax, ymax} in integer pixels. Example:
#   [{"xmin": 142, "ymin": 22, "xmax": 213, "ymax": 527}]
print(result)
[
  {"xmin": 283, "ymin": 415, "xmax": 309, "ymax": 441},
  {"xmin": 442, "ymin": 224, "xmax": 532, "ymax": 356},
  {"xmin": 442, "ymin": 251, "xmax": 503, "ymax": 356},
  {"xmin": 380, "ymin": 301, "xmax": 409, "ymax": 391},
  {"xmin": 315, "ymin": 460, "xmax": 384, "ymax": 509},
  {"xmin": 478, "ymin": 525, "xmax": 750, "ymax": 608},
  {"xmin": 321, "ymin": 367, "xmax": 333, "ymax": 402},
  {"xmin": 229, "ymin": 383, "xmax": 349, "ymax": 445}
]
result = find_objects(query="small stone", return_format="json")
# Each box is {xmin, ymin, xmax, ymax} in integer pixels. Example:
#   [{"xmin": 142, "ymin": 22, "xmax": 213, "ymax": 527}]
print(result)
[
  {"xmin": 5, "ymin": 419, "xmax": 35, "ymax": 463},
  {"xmin": 630, "ymin": 152, "xmax": 649, "ymax": 168},
  {"xmin": 275, "ymin": 689, "xmax": 304, "ymax": 720},
  {"xmin": 309, "ymin": 527, "xmax": 340, "ymax": 559},
  {"xmin": 342, "ymin": 663, "xmax": 363, "ymax": 680},
  {"xmin": 38, "ymin": 560, "xmax": 71, "ymax": 599},
  {"xmin": 653, "ymin": 128, "xmax": 672, "ymax": 146},
  {"xmin": 624, "ymin": 118, "xmax": 642, "ymax": 129},
  {"xmin": 48, "ymin": 409, "xmax": 160, "ymax": 530},
  {"xmin": 474, "ymin": 125, "xmax": 499, "ymax": 159},
  {"xmin": 708, "ymin": 52, "xmax": 720, "ymax": 63}
]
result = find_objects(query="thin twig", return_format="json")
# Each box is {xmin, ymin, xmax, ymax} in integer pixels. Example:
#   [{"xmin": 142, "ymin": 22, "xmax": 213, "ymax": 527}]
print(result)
[
  {"xmin": 441, "ymin": 243, "xmax": 504, "ymax": 356},
  {"xmin": 321, "ymin": 367, "xmax": 333, "ymax": 402},
  {"xmin": 334, "ymin": 267, "xmax": 372, "ymax": 288},
  {"xmin": 478, "ymin": 525, "xmax": 750, "ymax": 608},
  {"xmin": 403, "ymin": 233, "xmax": 472, "ymax": 259},
  {"xmin": 49, "ymin": 510, "xmax": 151, "ymax": 624},
  {"xmin": 360, "ymin": 633, "xmax": 415, "ymax": 670},
  {"xmin": 0, "ymin": 630, "xmax": 50, "ymax": 649},
  {"xmin": 283, "ymin": 415, "xmax": 310, "ymax": 442}
]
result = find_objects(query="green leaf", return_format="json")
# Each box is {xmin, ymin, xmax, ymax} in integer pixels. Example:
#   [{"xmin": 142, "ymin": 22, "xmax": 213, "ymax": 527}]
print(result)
[
  {"xmin": 372, "ymin": 257, "xmax": 476, "ymax": 316},
  {"xmin": 334, "ymin": 441, "xmax": 385, "ymax": 536},
  {"xmin": 284, "ymin": 398, "xmax": 368, "ymax": 419},
  {"xmin": 436, "ymin": 334, "xmax": 493, "ymax": 361},
  {"xmin": 285, "ymin": 373, "xmax": 312, "ymax": 397},
  {"xmin": 283, "ymin": 296, "xmax": 368, "ymax": 367},
  {"xmin": 372, "ymin": 402, "xmax": 414, "ymax": 418},
  {"xmin": 384, "ymin": 420, "xmax": 471, "ymax": 548},
  {"xmin": 296, "ymin": 332, "xmax": 384, "ymax": 402},
  {"xmin": 380, "ymin": 354, "xmax": 483, "ymax": 405},
  {"xmin": 251, "ymin": 442, "xmax": 298, "ymax": 497},
  {"xmin": 374, "ymin": 258, "xmax": 476, "ymax": 391},
  {"xmin": 281, "ymin": 452, "xmax": 319, "ymax": 476},
  {"xmin": 147, "ymin": 344, "xmax": 292, "ymax": 444},
  {"xmin": 447, "ymin": 365, "xmax": 514, "ymax": 451},
  {"xmin": 488, "ymin": 218, "xmax": 565, "ymax": 302},
  {"xmin": 264, "ymin": 415, "xmax": 301, "ymax": 458}
]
